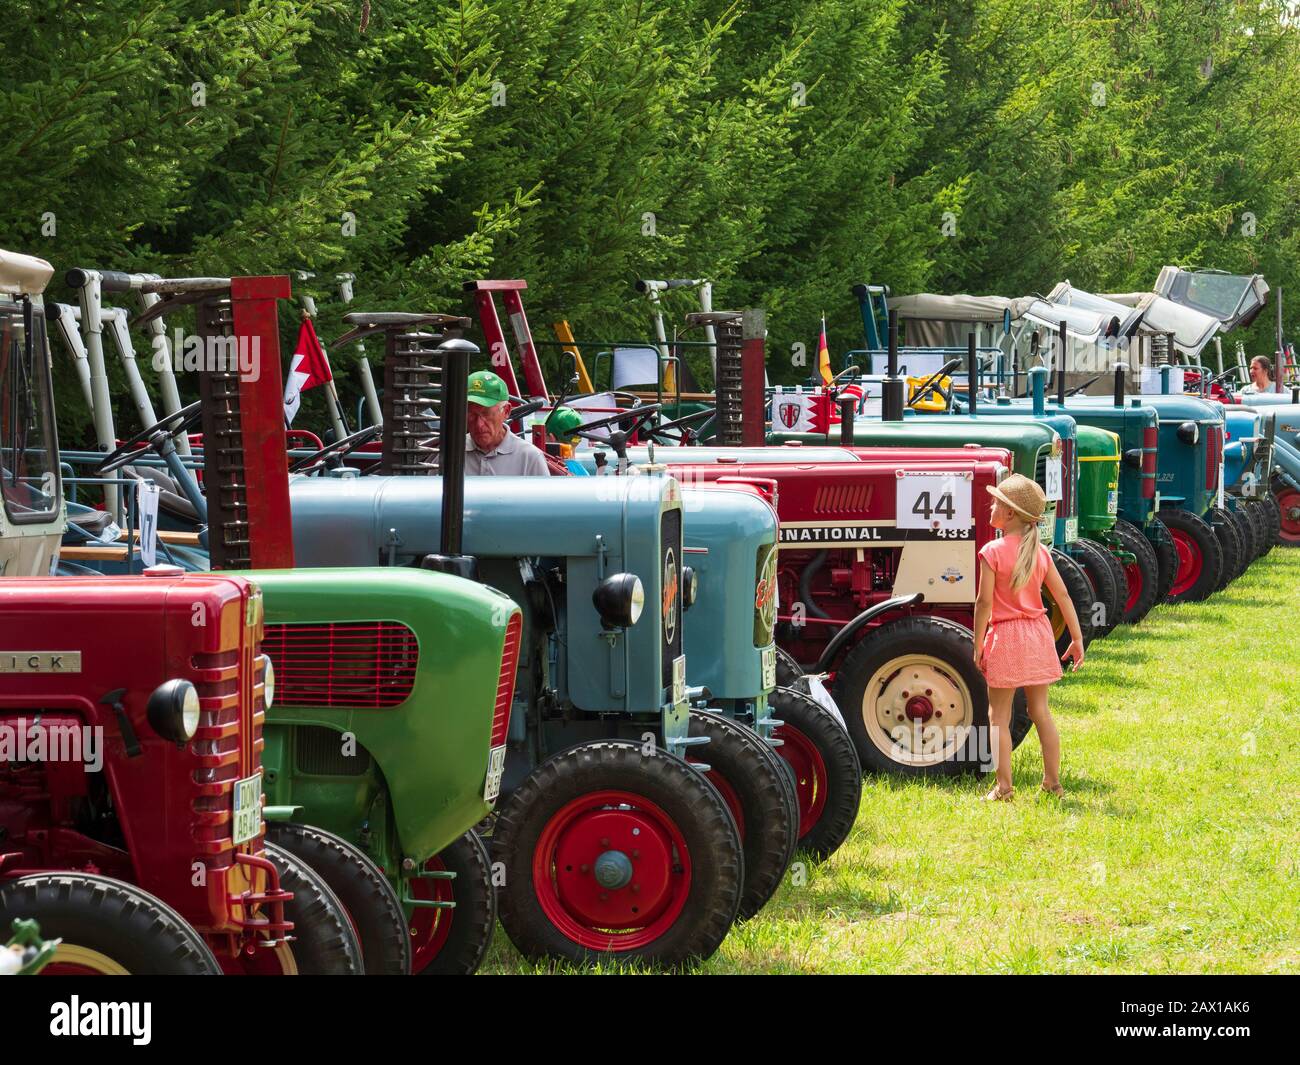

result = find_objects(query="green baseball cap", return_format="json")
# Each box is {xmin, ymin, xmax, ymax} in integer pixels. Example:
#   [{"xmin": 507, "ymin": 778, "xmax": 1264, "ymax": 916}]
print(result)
[
  {"xmin": 547, "ymin": 406, "xmax": 585, "ymax": 440},
  {"xmin": 467, "ymin": 370, "xmax": 509, "ymax": 407}
]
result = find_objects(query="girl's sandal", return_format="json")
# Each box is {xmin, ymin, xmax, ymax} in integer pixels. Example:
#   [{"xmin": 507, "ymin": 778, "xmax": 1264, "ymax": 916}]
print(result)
[
  {"xmin": 981, "ymin": 784, "xmax": 1014, "ymax": 802},
  {"xmin": 1040, "ymin": 782, "xmax": 1064, "ymax": 797}
]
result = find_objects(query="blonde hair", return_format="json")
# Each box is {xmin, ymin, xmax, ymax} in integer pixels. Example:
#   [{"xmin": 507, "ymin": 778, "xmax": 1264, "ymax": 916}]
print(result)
[{"xmin": 1009, "ymin": 515, "xmax": 1041, "ymax": 590}]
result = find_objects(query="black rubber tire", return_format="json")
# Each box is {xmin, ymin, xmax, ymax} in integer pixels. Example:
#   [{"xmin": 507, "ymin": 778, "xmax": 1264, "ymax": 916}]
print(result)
[
  {"xmin": 833, "ymin": 615, "xmax": 990, "ymax": 779},
  {"xmin": 1208, "ymin": 506, "xmax": 1243, "ymax": 590},
  {"xmin": 0, "ymin": 873, "xmax": 221, "ymax": 974},
  {"xmin": 266, "ymin": 822, "xmax": 410, "ymax": 975},
  {"xmin": 1147, "ymin": 517, "xmax": 1180, "ymax": 602},
  {"xmin": 1244, "ymin": 498, "xmax": 1270, "ymax": 559},
  {"xmin": 1112, "ymin": 519, "xmax": 1160, "ymax": 624},
  {"xmin": 1228, "ymin": 504, "xmax": 1256, "ymax": 571},
  {"xmin": 687, "ymin": 710, "xmax": 796, "ymax": 919},
  {"xmin": 415, "ymin": 829, "xmax": 497, "ymax": 976},
  {"xmin": 767, "ymin": 685, "xmax": 862, "ymax": 860},
  {"xmin": 1045, "ymin": 548, "xmax": 1097, "ymax": 656},
  {"xmin": 1071, "ymin": 538, "xmax": 1123, "ymax": 638},
  {"xmin": 1158, "ymin": 507, "xmax": 1224, "ymax": 602},
  {"xmin": 492, "ymin": 740, "xmax": 743, "ymax": 967},
  {"xmin": 1257, "ymin": 493, "xmax": 1280, "ymax": 554},
  {"xmin": 773, "ymin": 646, "xmax": 805, "ymax": 689},
  {"xmin": 265, "ymin": 841, "xmax": 364, "ymax": 974}
]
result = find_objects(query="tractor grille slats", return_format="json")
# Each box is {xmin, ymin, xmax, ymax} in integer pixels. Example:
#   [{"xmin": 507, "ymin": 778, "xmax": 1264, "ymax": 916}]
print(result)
[
  {"xmin": 263, "ymin": 621, "xmax": 419, "ymax": 709},
  {"xmin": 491, "ymin": 613, "xmax": 523, "ymax": 749},
  {"xmin": 294, "ymin": 724, "xmax": 372, "ymax": 776}
]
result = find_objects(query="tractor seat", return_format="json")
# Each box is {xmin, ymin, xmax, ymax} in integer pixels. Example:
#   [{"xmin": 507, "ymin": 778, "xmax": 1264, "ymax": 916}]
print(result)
[
  {"xmin": 123, "ymin": 465, "xmax": 200, "ymax": 523},
  {"xmin": 66, "ymin": 505, "xmax": 116, "ymax": 537}
]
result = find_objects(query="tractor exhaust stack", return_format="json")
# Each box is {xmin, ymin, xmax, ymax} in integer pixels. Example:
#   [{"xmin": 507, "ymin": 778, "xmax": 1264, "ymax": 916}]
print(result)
[
  {"xmin": 882, "ymin": 311, "xmax": 905, "ymax": 422},
  {"xmin": 967, "ymin": 333, "xmax": 978, "ymax": 415}
]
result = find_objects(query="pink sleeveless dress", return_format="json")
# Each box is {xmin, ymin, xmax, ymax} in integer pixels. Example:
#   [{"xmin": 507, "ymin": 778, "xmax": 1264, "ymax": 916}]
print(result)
[{"xmin": 977, "ymin": 534, "xmax": 1063, "ymax": 689}]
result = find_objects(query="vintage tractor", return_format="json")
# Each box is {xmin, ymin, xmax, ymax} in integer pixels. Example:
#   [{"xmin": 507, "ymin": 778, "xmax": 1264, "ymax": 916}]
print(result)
[
  {"xmin": 50, "ymin": 270, "xmax": 526, "ymax": 975},
  {"xmin": 0, "ymin": 253, "xmax": 370, "ymax": 974}
]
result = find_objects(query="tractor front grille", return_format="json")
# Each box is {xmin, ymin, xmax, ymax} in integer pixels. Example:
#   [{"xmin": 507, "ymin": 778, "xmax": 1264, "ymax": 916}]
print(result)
[
  {"xmin": 263, "ymin": 621, "xmax": 419, "ymax": 709},
  {"xmin": 491, "ymin": 613, "xmax": 523, "ymax": 749},
  {"xmin": 295, "ymin": 724, "xmax": 371, "ymax": 776},
  {"xmin": 660, "ymin": 508, "xmax": 684, "ymax": 692}
]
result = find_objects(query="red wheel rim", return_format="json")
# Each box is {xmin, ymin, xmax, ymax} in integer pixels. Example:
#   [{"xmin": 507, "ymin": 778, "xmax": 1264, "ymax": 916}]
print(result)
[
  {"xmin": 532, "ymin": 789, "xmax": 691, "ymax": 953},
  {"xmin": 773, "ymin": 722, "xmax": 828, "ymax": 841},
  {"xmin": 687, "ymin": 760, "xmax": 746, "ymax": 840},
  {"xmin": 1167, "ymin": 528, "xmax": 1204, "ymax": 596},
  {"xmin": 1123, "ymin": 559, "xmax": 1142, "ymax": 614},
  {"xmin": 408, "ymin": 854, "xmax": 454, "ymax": 974},
  {"xmin": 1277, "ymin": 489, "xmax": 1300, "ymax": 543}
]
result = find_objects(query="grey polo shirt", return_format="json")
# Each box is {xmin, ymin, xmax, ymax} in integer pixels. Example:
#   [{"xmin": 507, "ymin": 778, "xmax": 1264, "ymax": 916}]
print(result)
[{"xmin": 463, "ymin": 432, "xmax": 551, "ymax": 476}]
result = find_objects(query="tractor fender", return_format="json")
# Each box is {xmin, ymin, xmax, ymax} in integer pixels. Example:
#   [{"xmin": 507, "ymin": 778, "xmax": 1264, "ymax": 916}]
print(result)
[
  {"xmin": 264, "ymin": 805, "xmax": 305, "ymax": 822},
  {"xmin": 812, "ymin": 593, "xmax": 923, "ymax": 674}
]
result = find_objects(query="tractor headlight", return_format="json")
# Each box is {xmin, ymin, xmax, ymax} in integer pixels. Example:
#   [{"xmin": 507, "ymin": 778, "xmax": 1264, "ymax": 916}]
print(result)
[
  {"xmin": 593, "ymin": 573, "xmax": 645, "ymax": 629},
  {"xmin": 682, "ymin": 566, "xmax": 698, "ymax": 610},
  {"xmin": 260, "ymin": 655, "xmax": 275, "ymax": 710},
  {"xmin": 1177, "ymin": 420, "xmax": 1199, "ymax": 446},
  {"xmin": 147, "ymin": 679, "xmax": 201, "ymax": 744}
]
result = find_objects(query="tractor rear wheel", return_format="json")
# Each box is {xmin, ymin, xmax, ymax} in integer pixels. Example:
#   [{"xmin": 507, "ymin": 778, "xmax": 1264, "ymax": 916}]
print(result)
[
  {"xmin": 1273, "ymin": 483, "xmax": 1300, "ymax": 546},
  {"xmin": 767, "ymin": 686, "xmax": 862, "ymax": 860},
  {"xmin": 409, "ymin": 829, "xmax": 496, "ymax": 975},
  {"xmin": 834, "ymin": 615, "xmax": 993, "ymax": 778},
  {"xmin": 1209, "ymin": 506, "xmax": 1244, "ymax": 590},
  {"xmin": 687, "ymin": 710, "xmax": 797, "ymax": 918},
  {"xmin": 265, "ymin": 822, "xmax": 410, "ymax": 975},
  {"xmin": 0, "ymin": 873, "xmax": 221, "ymax": 975},
  {"xmin": 1071, "ymin": 538, "xmax": 1123, "ymax": 637},
  {"xmin": 492, "ymin": 740, "xmax": 743, "ymax": 967},
  {"xmin": 773, "ymin": 646, "xmax": 805, "ymax": 689},
  {"xmin": 1158, "ymin": 508, "xmax": 1224, "ymax": 601},
  {"xmin": 1228, "ymin": 505, "xmax": 1257, "ymax": 570},
  {"xmin": 237, "ymin": 843, "xmax": 364, "ymax": 974},
  {"xmin": 1045, "ymin": 549, "xmax": 1097, "ymax": 656},
  {"xmin": 1112, "ymin": 519, "xmax": 1160, "ymax": 624}
]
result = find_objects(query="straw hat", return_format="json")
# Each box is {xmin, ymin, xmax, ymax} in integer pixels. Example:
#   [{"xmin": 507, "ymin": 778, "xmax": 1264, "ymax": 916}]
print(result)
[{"xmin": 986, "ymin": 473, "xmax": 1046, "ymax": 522}]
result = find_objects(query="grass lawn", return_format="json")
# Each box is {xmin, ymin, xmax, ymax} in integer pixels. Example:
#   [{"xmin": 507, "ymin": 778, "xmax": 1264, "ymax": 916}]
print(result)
[{"xmin": 482, "ymin": 549, "xmax": 1300, "ymax": 974}]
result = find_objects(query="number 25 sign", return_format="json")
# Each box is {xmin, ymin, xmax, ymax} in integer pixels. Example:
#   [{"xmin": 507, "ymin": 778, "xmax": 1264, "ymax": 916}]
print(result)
[{"xmin": 895, "ymin": 471, "xmax": 972, "ymax": 531}]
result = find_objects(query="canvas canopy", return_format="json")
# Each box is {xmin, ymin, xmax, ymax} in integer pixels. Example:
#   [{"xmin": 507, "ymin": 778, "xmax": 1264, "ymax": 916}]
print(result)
[
  {"xmin": 888, "ymin": 293, "xmax": 1035, "ymax": 347},
  {"xmin": 1152, "ymin": 266, "xmax": 1269, "ymax": 333}
]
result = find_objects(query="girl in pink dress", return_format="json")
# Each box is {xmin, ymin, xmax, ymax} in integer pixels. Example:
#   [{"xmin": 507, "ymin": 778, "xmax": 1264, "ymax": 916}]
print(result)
[{"xmin": 972, "ymin": 474, "xmax": 1085, "ymax": 801}]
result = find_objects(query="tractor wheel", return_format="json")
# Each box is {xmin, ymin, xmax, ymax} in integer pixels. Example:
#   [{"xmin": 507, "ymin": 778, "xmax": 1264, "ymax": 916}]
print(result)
[
  {"xmin": 1228, "ymin": 505, "xmax": 1257, "ymax": 570},
  {"xmin": 834, "ymin": 615, "xmax": 991, "ymax": 778},
  {"xmin": 0, "ymin": 873, "xmax": 221, "ymax": 975},
  {"xmin": 1044, "ymin": 549, "xmax": 1097, "ymax": 656},
  {"xmin": 1273, "ymin": 484, "xmax": 1300, "ymax": 546},
  {"xmin": 687, "ymin": 711, "xmax": 797, "ymax": 918},
  {"xmin": 265, "ymin": 822, "xmax": 410, "ymax": 975},
  {"xmin": 1257, "ymin": 493, "xmax": 1281, "ymax": 553},
  {"xmin": 492, "ymin": 740, "xmax": 743, "ymax": 967},
  {"xmin": 767, "ymin": 686, "xmax": 862, "ymax": 860},
  {"xmin": 1111, "ymin": 519, "xmax": 1160, "ymax": 624},
  {"xmin": 1158, "ymin": 508, "xmax": 1224, "ymax": 602},
  {"xmin": 1071, "ymin": 538, "xmax": 1123, "ymax": 638},
  {"xmin": 1147, "ymin": 518, "xmax": 1180, "ymax": 602},
  {"xmin": 773, "ymin": 646, "xmax": 805, "ymax": 689},
  {"xmin": 234, "ymin": 842, "xmax": 364, "ymax": 974},
  {"xmin": 1208, "ymin": 506, "xmax": 1244, "ymax": 590},
  {"xmin": 1245, "ymin": 498, "xmax": 1273, "ymax": 558},
  {"xmin": 409, "ymin": 829, "xmax": 497, "ymax": 975}
]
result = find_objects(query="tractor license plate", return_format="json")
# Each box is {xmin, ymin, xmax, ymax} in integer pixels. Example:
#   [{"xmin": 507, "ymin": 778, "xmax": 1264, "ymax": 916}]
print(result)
[
  {"xmin": 1065, "ymin": 516, "xmax": 1078, "ymax": 542},
  {"xmin": 672, "ymin": 655, "xmax": 687, "ymax": 706},
  {"xmin": 761, "ymin": 646, "xmax": 776, "ymax": 691},
  {"xmin": 1044, "ymin": 457, "xmax": 1063, "ymax": 501},
  {"xmin": 1107, "ymin": 490, "xmax": 1118, "ymax": 515},
  {"xmin": 232, "ymin": 773, "xmax": 262, "ymax": 846},
  {"xmin": 484, "ymin": 744, "xmax": 507, "ymax": 804}
]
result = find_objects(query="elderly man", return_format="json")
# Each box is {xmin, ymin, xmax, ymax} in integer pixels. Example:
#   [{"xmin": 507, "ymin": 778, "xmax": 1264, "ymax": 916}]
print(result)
[{"xmin": 461, "ymin": 370, "xmax": 551, "ymax": 476}]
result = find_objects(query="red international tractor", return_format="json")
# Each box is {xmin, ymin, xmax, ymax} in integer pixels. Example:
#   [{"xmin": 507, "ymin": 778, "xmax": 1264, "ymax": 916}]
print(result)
[{"xmin": 0, "ymin": 254, "xmax": 374, "ymax": 973}]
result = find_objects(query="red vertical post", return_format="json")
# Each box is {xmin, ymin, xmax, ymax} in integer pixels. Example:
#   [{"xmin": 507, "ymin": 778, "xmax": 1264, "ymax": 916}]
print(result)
[
  {"xmin": 465, "ymin": 283, "xmax": 523, "ymax": 398},
  {"xmin": 232, "ymin": 275, "xmax": 295, "ymax": 570},
  {"xmin": 741, "ymin": 308, "xmax": 767, "ymax": 447},
  {"xmin": 500, "ymin": 286, "xmax": 549, "ymax": 400}
]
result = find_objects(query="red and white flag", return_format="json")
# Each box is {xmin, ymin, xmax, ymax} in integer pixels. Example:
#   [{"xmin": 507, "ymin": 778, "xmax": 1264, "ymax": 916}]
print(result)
[{"xmin": 283, "ymin": 317, "xmax": 333, "ymax": 425}]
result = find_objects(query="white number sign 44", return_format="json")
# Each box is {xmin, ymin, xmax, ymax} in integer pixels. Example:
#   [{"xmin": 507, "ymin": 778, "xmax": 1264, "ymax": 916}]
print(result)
[{"xmin": 896, "ymin": 471, "xmax": 973, "ymax": 531}]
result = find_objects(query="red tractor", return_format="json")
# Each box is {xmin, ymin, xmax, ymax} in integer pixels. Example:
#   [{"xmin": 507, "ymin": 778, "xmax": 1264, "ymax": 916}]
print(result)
[{"xmin": 0, "ymin": 253, "xmax": 373, "ymax": 973}]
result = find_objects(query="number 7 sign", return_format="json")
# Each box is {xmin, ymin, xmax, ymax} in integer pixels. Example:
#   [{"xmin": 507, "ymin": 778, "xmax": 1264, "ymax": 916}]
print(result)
[{"xmin": 895, "ymin": 471, "xmax": 972, "ymax": 531}]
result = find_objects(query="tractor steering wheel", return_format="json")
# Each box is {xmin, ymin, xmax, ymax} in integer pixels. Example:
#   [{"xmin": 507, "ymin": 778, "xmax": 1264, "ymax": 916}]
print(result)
[
  {"xmin": 95, "ymin": 402, "xmax": 203, "ymax": 474},
  {"xmin": 288, "ymin": 425, "xmax": 382, "ymax": 474},
  {"xmin": 907, "ymin": 361, "xmax": 960, "ymax": 410},
  {"xmin": 562, "ymin": 403, "xmax": 663, "ymax": 439},
  {"xmin": 641, "ymin": 407, "xmax": 715, "ymax": 444}
]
